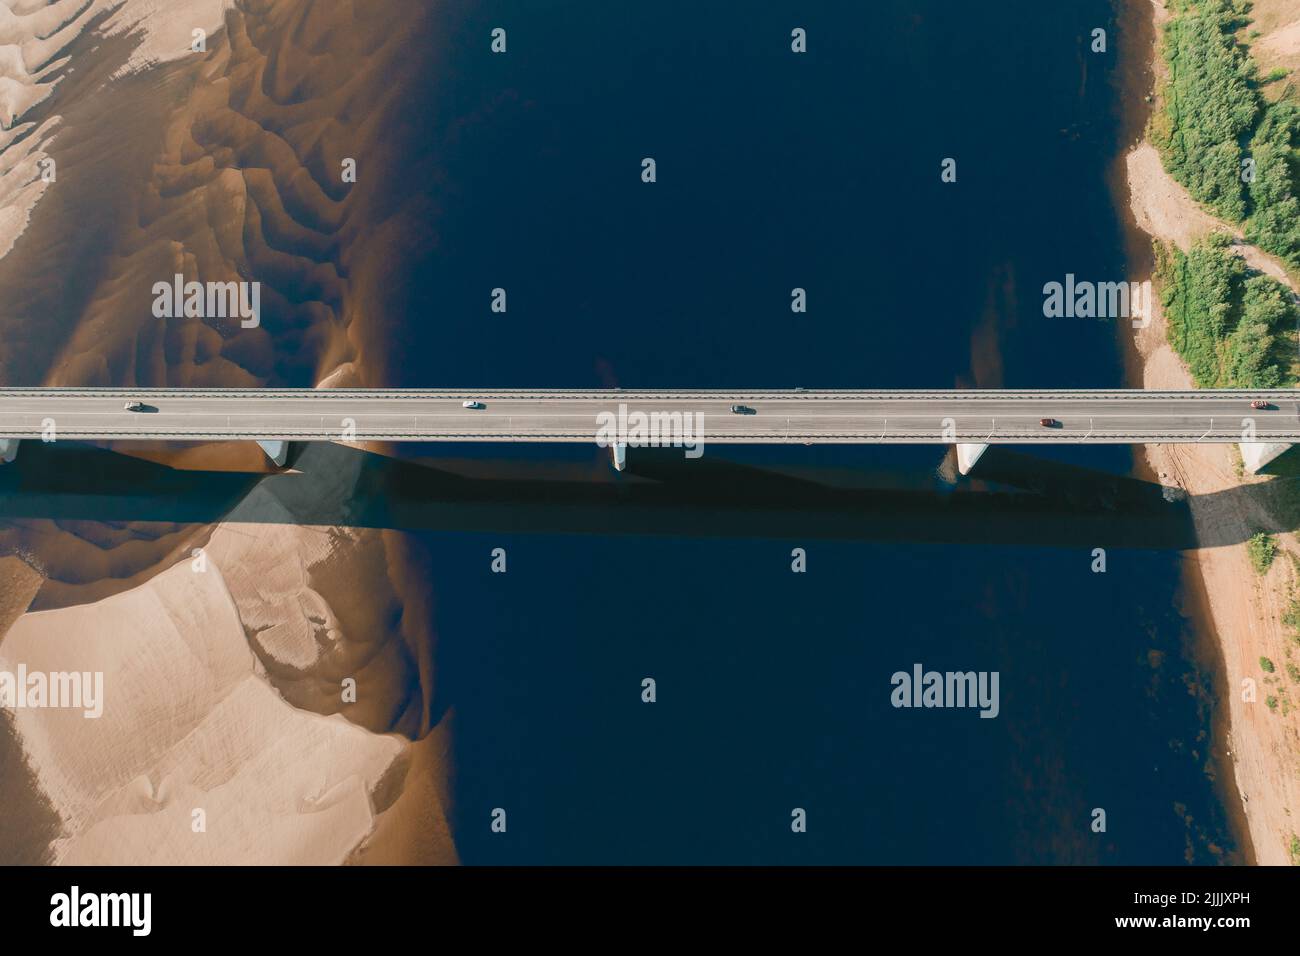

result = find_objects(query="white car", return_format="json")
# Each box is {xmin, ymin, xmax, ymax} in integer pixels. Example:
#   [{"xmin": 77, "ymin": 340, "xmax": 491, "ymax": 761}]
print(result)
[
  {"xmin": 462, "ymin": 400, "xmax": 484, "ymax": 410},
  {"xmin": 124, "ymin": 401, "xmax": 146, "ymax": 412}
]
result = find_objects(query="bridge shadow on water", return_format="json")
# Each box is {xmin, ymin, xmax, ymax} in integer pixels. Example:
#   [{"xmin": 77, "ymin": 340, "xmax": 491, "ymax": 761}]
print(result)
[{"xmin": 0, "ymin": 440, "xmax": 1255, "ymax": 551}]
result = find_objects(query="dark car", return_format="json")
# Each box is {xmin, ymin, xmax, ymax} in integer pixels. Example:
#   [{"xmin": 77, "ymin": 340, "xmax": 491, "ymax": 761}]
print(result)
[{"xmin": 730, "ymin": 404, "xmax": 756, "ymax": 415}]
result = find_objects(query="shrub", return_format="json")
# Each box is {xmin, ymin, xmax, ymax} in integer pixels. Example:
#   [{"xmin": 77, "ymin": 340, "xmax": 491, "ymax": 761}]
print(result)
[
  {"xmin": 1247, "ymin": 532, "xmax": 1279, "ymax": 574},
  {"xmin": 1155, "ymin": 2, "xmax": 1300, "ymax": 268},
  {"xmin": 1155, "ymin": 236, "xmax": 1298, "ymax": 390}
]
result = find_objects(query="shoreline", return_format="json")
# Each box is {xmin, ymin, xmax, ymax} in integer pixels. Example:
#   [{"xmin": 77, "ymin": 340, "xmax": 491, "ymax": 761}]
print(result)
[
  {"xmin": 1109, "ymin": 0, "xmax": 1257, "ymax": 865},
  {"xmin": 1116, "ymin": 0, "xmax": 1300, "ymax": 865}
]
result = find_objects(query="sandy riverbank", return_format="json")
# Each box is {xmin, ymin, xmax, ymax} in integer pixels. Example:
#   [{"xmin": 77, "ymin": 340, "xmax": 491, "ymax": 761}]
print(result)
[
  {"xmin": 0, "ymin": 0, "xmax": 456, "ymax": 865},
  {"xmin": 1121, "ymin": 0, "xmax": 1300, "ymax": 865}
]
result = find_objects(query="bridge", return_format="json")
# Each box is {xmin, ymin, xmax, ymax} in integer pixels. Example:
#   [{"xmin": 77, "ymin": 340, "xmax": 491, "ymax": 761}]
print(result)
[{"xmin": 0, "ymin": 387, "xmax": 1296, "ymax": 473}]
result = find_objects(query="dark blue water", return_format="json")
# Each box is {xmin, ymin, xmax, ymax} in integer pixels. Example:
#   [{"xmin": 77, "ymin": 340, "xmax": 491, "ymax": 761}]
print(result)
[
  {"xmin": 381, "ymin": 0, "xmax": 1240, "ymax": 863},
  {"xmin": 394, "ymin": 0, "xmax": 1125, "ymax": 394}
]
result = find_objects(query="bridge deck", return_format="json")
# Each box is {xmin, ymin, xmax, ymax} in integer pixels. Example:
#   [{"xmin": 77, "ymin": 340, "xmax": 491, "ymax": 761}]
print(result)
[{"xmin": 0, "ymin": 388, "xmax": 1297, "ymax": 443}]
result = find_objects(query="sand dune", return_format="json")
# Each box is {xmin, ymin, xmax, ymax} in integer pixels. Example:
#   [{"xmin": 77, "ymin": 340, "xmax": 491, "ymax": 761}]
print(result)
[
  {"xmin": 0, "ymin": 0, "xmax": 454, "ymax": 864},
  {"xmin": 43, "ymin": 0, "xmax": 436, "ymax": 390},
  {"xmin": 99, "ymin": 0, "xmax": 237, "ymax": 75},
  {"xmin": 199, "ymin": 442, "xmax": 441, "ymax": 738},
  {"xmin": 0, "ymin": 0, "xmax": 100, "ymax": 259},
  {"xmin": 0, "ymin": 554, "xmax": 42, "ymax": 637},
  {"xmin": 4, "ymin": 560, "xmax": 408, "ymax": 864}
]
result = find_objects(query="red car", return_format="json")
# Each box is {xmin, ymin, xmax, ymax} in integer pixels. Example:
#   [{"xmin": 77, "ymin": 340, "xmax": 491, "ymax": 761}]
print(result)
[
  {"xmin": 1250, "ymin": 400, "xmax": 1273, "ymax": 410},
  {"xmin": 1039, "ymin": 418, "xmax": 1058, "ymax": 427}
]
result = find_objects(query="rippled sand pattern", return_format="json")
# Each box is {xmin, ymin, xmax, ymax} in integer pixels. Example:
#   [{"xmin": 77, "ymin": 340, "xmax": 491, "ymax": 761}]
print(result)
[
  {"xmin": 48, "ymin": 1, "xmax": 433, "ymax": 388},
  {"xmin": 1, "ymin": 1, "xmax": 454, "ymax": 864}
]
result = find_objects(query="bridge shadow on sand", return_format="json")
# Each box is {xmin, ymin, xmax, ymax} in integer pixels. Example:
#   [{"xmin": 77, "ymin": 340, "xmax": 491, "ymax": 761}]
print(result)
[{"xmin": 0, "ymin": 440, "xmax": 1252, "ymax": 551}]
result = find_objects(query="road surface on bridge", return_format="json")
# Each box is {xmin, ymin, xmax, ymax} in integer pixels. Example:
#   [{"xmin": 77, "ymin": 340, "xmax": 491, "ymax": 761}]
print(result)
[{"xmin": 0, "ymin": 388, "xmax": 1297, "ymax": 443}]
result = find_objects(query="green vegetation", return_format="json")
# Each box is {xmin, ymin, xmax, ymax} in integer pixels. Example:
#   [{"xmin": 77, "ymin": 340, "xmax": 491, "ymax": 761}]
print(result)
[
  {"xmin": 1155, "ymin": 234, "xmax": 1299, "ymax": 388},
  {"xmin": 1153, "ymin": 0, "xmax": 1300, "ymax": 269},
  {"xmin": 1249, "ymin": 532, "xmax": 1280, "ymax": 573},
  {"xmin": 1286, "ymin": 661, "xmax": 1300, "ymax": 683},
  {"xmin": 1291, "ymin": 833, "xmax": 1300, "ymax": 865},
  {"xmin": 1246, "ymin": 101, "xmax": 1300, "ymax": 269},
  {"xmin": 1260, "ymin": 655, "xmax": 1276, "ymax": 672},
  {"xmin": 1279, "ymin": 576, "xmax": 1300, "ymax": 649},
  {"xmin": 1266, "ymin": 694, "xmax": 1278, "ymax": 710},
  {"xmin": 1284, "ymin": 588, "xmax": 1300, "ymax": 630}
]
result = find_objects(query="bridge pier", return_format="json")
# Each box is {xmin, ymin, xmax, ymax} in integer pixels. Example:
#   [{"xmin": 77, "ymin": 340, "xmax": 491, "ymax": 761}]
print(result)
[
  {"xmin": 611, "ymin": 442, "xmax": 627, "ymax": 472},
  {"xmin": 256, "ymin": 440, "xmax": 289, "ymax": 467},
  {"xmin": 1239, "ymin": 441, "xmax": 1295, "ymax": 476},
  {"xmin": 955, "ymin": 442, "xmax": 988, "ymax": 476},
  {"xmin": 0, "ymin": 439, "xmax": 18, "ymax": 464}
]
